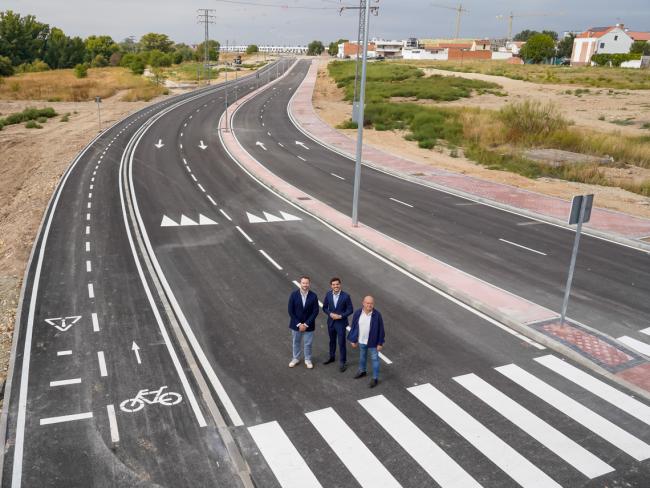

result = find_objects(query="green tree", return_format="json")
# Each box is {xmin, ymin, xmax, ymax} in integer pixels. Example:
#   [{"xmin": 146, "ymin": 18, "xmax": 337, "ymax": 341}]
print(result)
[
  {"xmin": 513, "ymin": 29, "xmax": 538, "ymax": 42},
  {"xmin": 195, "ymin": 40, "xmax": 220, "ymax": 61},
  {"xmin": 140, "ymin": 33, "xmax": 174, "ymax": 53},
  {"xmin": 119, "ymin": 36, "xmax": 139, "ymax": 53},
  {"xmin": 519, "ymin": 34, "xmax": 556, "ymax": 64},
  {"xmin": 74, "ymin": 63, "xmax": 88, "ymax": 78},
  {"xmin": 84, "ymin": 35, "xmax": 118, "ymax": 61},
  {"xmin": 328, "ymin": 42, "xmax": 338, "ymax": 56},
  {"xmin": 541, "ymin": 30, "xmax": 559, "ymax": 41},
  {"xmin": 307, "ymin": 40, "xmax": 325, "ymax": 56},
  {"xmin": 120, "ymin": 53, "xmax": 146, "ymax": 74},
  {"xmin": 147, "ymin": 49, "xmax": 172, "ymax": 67},
  {"xmin": 0, "ymin": 10, "xmax": 50, "ymax": 65},
  {"xmin": 556, "ymin": 34, "xmax": 575, "ymax": 59},
  {"xmin": 91, "ymin": 54, "xmax": 108, "ymax": 67},
  {"xmin": 43, "ymin": 28, "xmax": 86, "ymax": 69},
  {"xmin": 630, "ymin": 40, "xmax": 648, "ymax": 55},
  {"xmin": 0, "ymin": 55, "xmax": 14, "ymax": 76},
  {"xmin": 246, "ymin": 44, "xmax": 259, "ymax": 54}
]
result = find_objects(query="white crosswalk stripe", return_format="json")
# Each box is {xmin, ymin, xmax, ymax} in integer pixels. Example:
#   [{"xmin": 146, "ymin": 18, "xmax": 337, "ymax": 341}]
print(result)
[
  {"xmin": 248, "ymin": 421, "xmax": 322, "ymax": 488},
  {"xmin": 454, "ymin": 373, "xmax": 614, "ymax": 479},
  {"xmin": 535, "ymin": 355, "xmax": 650, "ymax": 425},
  {"xmin": 408, "ymin": 383, "xmax": 562, "ymax": 488},
  {"xmin": 306, "ymin": 407, "xmax": 402, "ymax": 488},
  {"xmin": 617, "ymin": 336, "xmax": 650, "ymax": 357},
  {"xmin": 359, "ymin": 395, "xmax": 482, "ymax": 488},
  {"xmin": 496, "ymin": 363, "xmax": 650, "ymax": 461}
]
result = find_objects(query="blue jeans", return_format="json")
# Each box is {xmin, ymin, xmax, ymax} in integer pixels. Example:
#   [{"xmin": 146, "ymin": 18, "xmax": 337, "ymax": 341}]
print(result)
[
  {"xmin": 292, "ymin": 330, "xmax": 314, "ymax": 361},
  {"xmin": 358, "ymin": 344, "xmax": 380, "ymax": 380}
]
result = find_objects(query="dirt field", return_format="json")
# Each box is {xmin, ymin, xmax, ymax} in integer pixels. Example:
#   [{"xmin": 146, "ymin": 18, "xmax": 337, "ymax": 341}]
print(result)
[{"xmin": 312, "ymin": 60, "xmax": 650, "ymax": 219}]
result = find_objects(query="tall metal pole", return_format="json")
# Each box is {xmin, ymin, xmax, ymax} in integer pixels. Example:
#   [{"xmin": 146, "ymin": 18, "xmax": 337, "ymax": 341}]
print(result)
[
  {"xmin": 197, "ymin": 9, "xmax": 216, "ymax": 85},
  {"xmin": 224, "ymin": 67, "xmax": 229, "ymax": 131},
  {"xmin": 560, "ymin": 199, "xmax": 587, "ymax": 325},
  {"xmin": 351, "ymin": 0, "xmax": 371, "ymax": 226},
  {"xmin": 352, "ymin": 1, "xmax": 365, "ymax": 118},
  {"xmin": 455, "ymin": 3, "xmax": 462, "ymax": 39}
]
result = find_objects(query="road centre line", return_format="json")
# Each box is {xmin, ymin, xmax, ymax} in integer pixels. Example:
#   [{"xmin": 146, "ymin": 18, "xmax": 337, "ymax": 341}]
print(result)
[
  {"xmin": 185, "ymin": 165, "xmax": 191, "ymax": 172},
  {"xmin": 106, "ymin": 405, "xmax": 119, "ymax": 443},
  {"xmin": 86, "ymin": 261, "xmax": 92, "ymax": 272},
  {"xmin": 330, "ymin": 173, "xmax": 345, "ymax": 180},
  {"xmin": 191, "ymin": 174, "xmax": 197, "ymax": 182},
  {"xmin": 198, "ymin": 183, "xmax": 206, "ymax": 192},
  {"xmin": 259, "ymin": 250, "xmax": 283, "ymax": 270},
  {"xmin": 85, "ymin": 241, "xmax": 90, "ymax": 252},
  {"xmin": 235, "ymin": 226, "xmax": 253, "ymax": 243},
  {"xmin": 40, "ymin": 412, "xmax": 93, "ymax": 426},
  {"xmin": 219, "ymin": 209, "xmax": 232, "ymax": 221},
  {"xmin": 85, "ymin": 226, "xmax": 90, "ymax": 235},
  {"xmin": 97, "ymin": 351, "xmax": 108, "ymax": 377},
  {"xmin": 87, "ymin": 202, "xmax": 91, "ymax": 209},
  {"xmin": 86, "ymin": 213, "xmax": 91, "ymax": 221},
  {"xmin": 389, "ymin": 197, "xmax": 413, "ymax": 208},
  {"xmin": 499, "ymin": 238, "xmax": 547, "ymax": 256},
  {"xmin": 50, "ymin": 378, "xmax": 81, "ymax": 387},
  {"xmin": 92, "ymin": 313, "xmax": 100, "ymax": 332},
  {"xmin": 88, "ymin": 192, "xmax": 92, "ymax": 199},
  {"xmin": 57, "ymin": 350, "xmax": 72, "ymax": 356},
  {"xmin": 207, "ymin": 195, "xmax": 217, "ymax": 206},
  {"xmin": 88, "ymin": 283, "xmax": 94, "ymax": 299}
]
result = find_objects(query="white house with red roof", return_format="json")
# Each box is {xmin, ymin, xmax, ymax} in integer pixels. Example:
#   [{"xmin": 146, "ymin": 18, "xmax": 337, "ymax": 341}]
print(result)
[{"xmin": 571, "ymin": 24, "xmax": 649, "ymax": 65}]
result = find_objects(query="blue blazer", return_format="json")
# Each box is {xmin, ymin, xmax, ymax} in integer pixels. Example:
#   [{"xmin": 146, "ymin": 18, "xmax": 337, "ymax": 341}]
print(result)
[
  {"xmin": 287, "ymin": 289, "xmax": 319, "ymax": 331},
  {"xmin": 348, "ymin": 308, "xmax": 385, "ymax": 348},
  {"xmin": 322, "ymin": 290, "xmax": 353, "ymax": 328}
]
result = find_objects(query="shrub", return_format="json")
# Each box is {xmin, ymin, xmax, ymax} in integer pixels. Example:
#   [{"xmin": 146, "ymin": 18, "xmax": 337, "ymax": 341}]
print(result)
[
  {"xmin": 60, "ymin": 113, "xmax": 70, "ymax": 122},
  {"xmin": 25, "ymin": 120, "xmax": 42, "ymax": 128},
  {"xmin": 92, "ymin": 54, "xmax": 108, "ymax": 68},
  {"xmin": 0, "ymin": 55, "xmax": 13, "ymax": 76},
  {"xmin": 498, "ymin": 100, "xmax": 568, "ymax": 142},
  {"xmin": 74, "ymin": 63, "xmax": 88, "ymax": 78}
]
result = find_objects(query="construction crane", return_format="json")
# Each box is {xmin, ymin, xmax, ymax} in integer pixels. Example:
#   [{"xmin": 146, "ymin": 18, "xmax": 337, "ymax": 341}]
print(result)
[
  {"xmin": 496, "ymin": 11, "xmax": 562, "ymax": 40},
  {"xmin": 431, "ymin": 3, "xmax": 469, "ymax": 39}
]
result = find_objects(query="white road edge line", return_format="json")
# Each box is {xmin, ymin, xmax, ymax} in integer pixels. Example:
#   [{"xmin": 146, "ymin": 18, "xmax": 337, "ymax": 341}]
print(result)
[
  {"xmin": 40, "ymin": 412, "xmax": 93, "ymax": 426},
  {"xmin": 236, "ymin": 226, "xmax": 253, "ymax": 243},
  {"xmin": 106, "ymin": 405, "xmax": 120, "ymax": 443},
  {"xmin": 50, "ymin": 378, "xmax": 81, "ymax": 387},
  {"xmin": 389, "ymin": 197, "xmax": 413, "ymax": 208},
  {"xmin": 498, "ymin": 238, "xmax": 547, "ymax": 256},
  {"xmin": 259, "ymin": 250, "xmax": 283, "ymax": 270},
  {"xmin": 97, "ymin": 351, "xmax": 108, "ymax": 377}
]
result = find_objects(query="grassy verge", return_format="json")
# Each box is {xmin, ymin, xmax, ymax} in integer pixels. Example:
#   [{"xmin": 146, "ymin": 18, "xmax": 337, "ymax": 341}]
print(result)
[
  {"xmin": 413, "ymin": 60, "xmax": 650, "ymax": 90},
  {"xmin": 0, "ymin": 67, "xmax": 167, "ymax": 102},
  {"xmin": 0, "ymin": 106, "xmax": 57, "ymax": 131}
]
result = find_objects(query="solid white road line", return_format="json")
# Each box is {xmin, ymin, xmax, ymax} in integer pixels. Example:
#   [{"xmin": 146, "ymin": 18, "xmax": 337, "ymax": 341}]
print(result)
[
  {"xmin": 306, "ymin": 407, "xmax": 402, "ymax": 488},
  {"xmin": 535, "ymin": 355, "xmax": 650, "ymax": 425},
  {"xmin": 498, "ymin": 239, "xmax": 547, "ymax": 256},
  {"xmin": 249, "ymin": 421, "xmax": 323, "ymax": 488},
  {"xmin": 259, "ymin": 250, "xmax": 283, "ymax": 270},
  {"xmin": 50, "ymin": 378, "xmax": 81, "ymax": 387},
  {"xmin": 454, "ymin": 373, "xmax": 613, "ymax": 479},
  {"xmin": 618, "ymin": 336, "xmax": 650, "ymax": 357},
  {"xmin": 496, "ymin": 364, "xmax": 650, "ymax": 461},
  {"xmin": 409, "ymin": 383, "xmax": 561, "ymax": 488},
  {"xmin": 219, "ymin": 209, "xmax": 232, "ymax": 221},
  {"xmin": 85, "ymin": 241, "xmax": 90, "ymax": 252},
  {"xmin": 40, "ymin": 412, "xmax": 93, "ymax": 426},
  {"xmin": 87, "ymin": 283, "xmax": 95, "ymax": 299},
  {"xmin": 106, "ymin": 405, "xmax": 120, "ymax": 443},
  {"xmin": 517, "ymin": 221, "xmax": 546, "ymax": 226},
  {"xmin": 389, "ymin": 197, "xmax": 413, "ymax": 208},
  {"xmin": 207, "ymin": 195, "xmax": 217, "ymax": 206},
  {"xmin": 236, "ymin": 226, "xmax": 253, "ymax": 243},
  {"xmin": 359, "ymin": 395, "xmax": 481, "ymax": 488},
  {"xmin": 86, "ymin": 260, "xmax": 92, "ymax": 272},
  {"xmin": 57, "ymin": 350, "xmax": 72, "ymax": 356},
  {"xmin": 91, "ymin": 312, "xmax": 100, "ymax": 332},
  {"xmin": 97, "ymin": 351, "xmax": 108, "ymax": 377},
  {"xmin": 330, "ymin": 173, "xmax": 345, "ymax": 180}
]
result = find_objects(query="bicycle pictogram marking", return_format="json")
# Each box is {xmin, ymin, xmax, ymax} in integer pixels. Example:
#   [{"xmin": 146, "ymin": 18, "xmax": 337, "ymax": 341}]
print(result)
[{"xmin": 119, "ymin": 386, "xmax": 182, "ymax": 413}]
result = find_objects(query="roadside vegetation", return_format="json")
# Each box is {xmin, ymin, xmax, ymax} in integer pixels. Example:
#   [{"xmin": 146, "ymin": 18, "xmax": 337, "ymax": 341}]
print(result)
[
  {"xmin": 0, "ymin": 106, "xmax": 57, "ymax": 130},
  {"xmin": 330, "ymin": 61, "xmax": 650, "ymax": 196}
]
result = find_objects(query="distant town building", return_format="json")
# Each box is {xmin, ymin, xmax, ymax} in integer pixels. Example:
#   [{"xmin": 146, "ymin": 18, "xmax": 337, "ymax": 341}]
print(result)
[
  {"xmin": 337, "ymin": 41, "xmax": 377, "ymax": 59},
  {"xmin": 372, "ymin": 39, "xmax": 404, "ymax": 58},
  {"xmin": 571, "ymin": 24, "xmax": 650, "ymax": 65},
  {"xmin": 220, "ymin": 44, "xmax": 308, "ymax": 54}
]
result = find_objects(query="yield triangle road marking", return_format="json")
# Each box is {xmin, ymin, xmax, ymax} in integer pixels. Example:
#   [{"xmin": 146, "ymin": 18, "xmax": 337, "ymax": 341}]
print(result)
[
  {"xmin": 198, "ymin": 214, "xmax": 218, "ymax": 225},
  {"xmin": 280, "ymin": 211, "xmax": 301, "ymax": 221},
  {"xmin": 161, "ymin": 215, "xmax": 179, "ymax": 227},
  {"xmin": 180, "ymin": 215, "xmax": 199, "ymax": 226},
  {"xmin": 263, "ymin": 212, "xmax": 283, "ymax": 223},
  {"xmin": 247, "ymin": 212, "xmax": 267, "ymax": 224},
  {"xmin": 45, "ymin": 316, "xmax": 82, "ymax": 332},
  {"xmin": 247, "ymin": 211, "xmax": 303, "ymax": 223}
]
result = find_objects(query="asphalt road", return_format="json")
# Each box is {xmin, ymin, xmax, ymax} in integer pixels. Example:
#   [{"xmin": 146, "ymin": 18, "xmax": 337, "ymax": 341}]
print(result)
[
  {"xmin": 2, "ymin": 58, "xmax": 650, "ymax": 487},
  {"xmin": 233, "ymin": 59, "xmax": 650, "ymax": 342}
]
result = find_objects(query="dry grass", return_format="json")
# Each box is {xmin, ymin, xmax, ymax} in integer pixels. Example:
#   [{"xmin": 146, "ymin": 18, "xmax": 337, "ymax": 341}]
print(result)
[{"xmin": 0, "ymin": 67, "xmax": 167, "ymax": 102}]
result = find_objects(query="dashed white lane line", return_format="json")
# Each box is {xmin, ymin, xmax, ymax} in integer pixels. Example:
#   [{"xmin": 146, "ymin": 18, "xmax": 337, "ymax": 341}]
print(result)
[
  {"xmin": 259, "ymin": 250, "xmax": 282, "ymax": 270},
  {"xmin": 107, "ymin": 405, "xmax": 119, "ymax": 442},
  {"xmin": 499, "ymin": 238, "xmax": 547, "ymax": 256},
  {"xmin": 88, "ymin": 283, "xmax": 95, "ymax": 299},
  {"xmin": 57, "ymin": 350, "xmax": 72, "ymax": 356},
  {"xmin": 90, "ymin": 183, "xmax": 94, "ymax": 188},
  {"xmin": 185, "ymin": 165, "xmax": 191, "ymax": 172},
  {"xmin": 219, "ymin": 209, "xmax": 232, "ymax": 221},
  {"xmin": 191, "ymin": 174, "xmax": 198, "ymax": 182},
  {"xmin": 87, "ymin": 202, "xmax": 92, "ymax": 209},
  {"xmin": 277, "ymin": 142, "xmax": 284, "ymax": 147},
  {"xmin": 236, "ymin": 226, "xmax": 253, "ymax": 243},
  {"xmin": 389, "ymin": 197, "xmax": 413, "ymax": 208},
  {"xmin": 330, "ymin": 173, "xmax": 345, "ymax": 180},
  {"xmin": 92, "ymin": 312, "xmax": 100, "ymax": 332},
  {"xmin": 297, "ymin": 156, "xmax": 306, "ymax": 161},
  {"xmin": 97, "ymin": 351, "xmax": 108, "ymax": 377},
  {"xmin": 85, "ymin": 241, "xmax": 90, "ymax": 251},
  {"xmin": 207, "ymin": 195, "xmax": 217, "ymax": 206},
  {"xmin": 50, "ymin": 378, "xmax": 81, "ymax": 387},
  {"xmin": 88, "ymin": 192, "xmax": 92, "ymax": 199},
  {"xmin": 85, "ymin": 226, "xmax": 90, "ymax": 235},
  {"xmin": 180, "ymin": 132, "xmax": 183, "ymax": 137},
  {"xmin": 86, "ymin": 213, "xmax": 91, "ymax": 221},
  {"xmin": 86, "ymin": 260, "xmax": 92, "ymax": 272},
  {"xmin": 182, "ymin": 157, "xmax": 188, "ymax": 164},
  {"xmin": 179, "ymin": 143, "xmax": 183, "ymax": 149},
  {"xmin": 40, "ymin": 412, "xmax": 93, "ymax": 426},
  {"xmin": 198, "ymin": 183, "xmax": 206, "ymax": 193},
  {"xmin": 267, "ymin": 131, "xmax": 271, "ymax": 136}
]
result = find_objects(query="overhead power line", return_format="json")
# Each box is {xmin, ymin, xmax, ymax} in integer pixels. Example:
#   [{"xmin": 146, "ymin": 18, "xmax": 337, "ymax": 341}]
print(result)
[{"xmin": 214, "ymin": 0, "xmax": 354, "ymax": 9}]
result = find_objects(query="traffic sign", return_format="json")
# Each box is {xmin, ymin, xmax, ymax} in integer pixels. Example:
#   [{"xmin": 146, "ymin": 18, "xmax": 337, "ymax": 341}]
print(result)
[{"xmin": 568, "ymin": 194, "xmax": 593, "ymax": 225}]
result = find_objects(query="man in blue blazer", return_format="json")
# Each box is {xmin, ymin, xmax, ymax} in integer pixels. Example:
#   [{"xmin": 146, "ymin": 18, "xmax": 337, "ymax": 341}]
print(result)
[
  {"xmin": 322, "ymin": 277, "xmax": 354, "ymax": 372},
  {"xmin": 287, "ymin": 276, "xmax": 319, "ymax": 369},
  {"xmin": 348, "ymin": 295, "xmax": 385, "ymax": 388}
]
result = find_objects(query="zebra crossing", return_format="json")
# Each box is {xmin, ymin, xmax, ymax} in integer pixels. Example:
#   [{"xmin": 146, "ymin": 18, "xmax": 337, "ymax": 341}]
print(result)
[{"xmin": 248, "ymin": 354, "xmax": 650, "ymax": 487}]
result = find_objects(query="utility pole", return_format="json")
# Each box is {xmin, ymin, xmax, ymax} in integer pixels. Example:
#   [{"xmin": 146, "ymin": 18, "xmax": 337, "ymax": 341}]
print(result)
[
  {"xmin": 431, "ymin": 3, "xmax": 469, "ymax": 39},
  {"xmin": 197, "ymin": 8, "xmax": 216, "ymax": 85}
]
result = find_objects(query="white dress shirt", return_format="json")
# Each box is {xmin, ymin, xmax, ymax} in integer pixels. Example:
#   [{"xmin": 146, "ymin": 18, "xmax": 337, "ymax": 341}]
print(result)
[
  {"xmin": 332, "ymin": 292, "xmax": 340, "ymax": 308},
  {"xmin": 358, "ymin": 310, "xmax": 372, "ymax": 345},
  {"xmin": 300, "ymin": 291, "xmax": 308, "ymax": 307}
]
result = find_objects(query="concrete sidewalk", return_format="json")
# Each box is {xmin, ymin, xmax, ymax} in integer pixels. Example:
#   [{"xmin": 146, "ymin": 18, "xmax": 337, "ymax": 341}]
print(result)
[
  {"xmin": 288, "ymin": 60, "xmax": 650, "ymax": 248},
  {"xmin": 218, "ymin": 60, "xmax": 650, "ymax": 401}
]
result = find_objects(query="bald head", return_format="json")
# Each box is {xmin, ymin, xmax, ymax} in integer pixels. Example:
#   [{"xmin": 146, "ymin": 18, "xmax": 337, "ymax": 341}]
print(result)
[{"xmin": 362, "ymin": 296, "xmax": 375, "ymax": 314}]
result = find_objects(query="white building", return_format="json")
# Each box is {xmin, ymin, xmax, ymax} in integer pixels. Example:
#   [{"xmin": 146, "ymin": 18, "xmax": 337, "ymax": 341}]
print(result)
[
  {"xmin": 372, "ymin": 38, "xmax": 403, "ymax": 58},
  {"xmin": 570, "ymin": 24, "xmax": 641, "ymax": 65}
]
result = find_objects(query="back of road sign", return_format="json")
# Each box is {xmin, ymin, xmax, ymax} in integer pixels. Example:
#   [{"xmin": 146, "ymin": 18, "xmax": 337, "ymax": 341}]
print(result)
[{"xmin": 568, "ymin": 194, "xmax": 594, "ymax": 225}]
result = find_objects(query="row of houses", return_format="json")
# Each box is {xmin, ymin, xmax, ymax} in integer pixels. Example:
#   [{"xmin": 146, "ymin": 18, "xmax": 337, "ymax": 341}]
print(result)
[
  {"xmin": 219, "ymin": 45, "xmax": 308, "ymax": 54},
  {"xmin": 570, "ymin": 23, "xmax": 650, "ymax": 66}
]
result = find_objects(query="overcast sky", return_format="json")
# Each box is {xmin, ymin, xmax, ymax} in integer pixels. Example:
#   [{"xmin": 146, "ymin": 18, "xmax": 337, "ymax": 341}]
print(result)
[{"xmin": 3, "ymin": 1, "xmax": 649, "ymax": 45}]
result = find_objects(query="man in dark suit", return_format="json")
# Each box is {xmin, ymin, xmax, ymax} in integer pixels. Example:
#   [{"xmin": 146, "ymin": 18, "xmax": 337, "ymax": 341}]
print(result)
[
  {"xmin": 348, "ymin": 295, "xmax": 385, "ymax": 388},
  {"xmin": 322, "ymin": 277, "xmax": 353, "ymax": 372},
  {"xmin": 287, "ymin": 275, "xmax": 319, "ymax": 369}
]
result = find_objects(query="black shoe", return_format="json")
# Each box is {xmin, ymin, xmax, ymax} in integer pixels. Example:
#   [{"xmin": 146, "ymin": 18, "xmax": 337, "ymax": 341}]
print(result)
[
  {"xmin": 339, "ymin": 364, "xmax": 347, "ymax": 373},
  {"xmin": 369, "ymin": 379, "xmax": 378, "ymax": 388},
  {"xmin": 354, "ymin": 371, "xmax": 367, "ymax": 379},
  {"xmin": 323, "ymin": 357, "xmax": 335, "ymax": 365}
]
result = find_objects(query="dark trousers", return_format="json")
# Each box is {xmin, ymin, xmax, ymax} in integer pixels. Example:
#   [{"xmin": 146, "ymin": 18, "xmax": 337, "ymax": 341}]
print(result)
[{"xmin": 328, "ymin": 322, "xmax": 347, "ymax": 364}]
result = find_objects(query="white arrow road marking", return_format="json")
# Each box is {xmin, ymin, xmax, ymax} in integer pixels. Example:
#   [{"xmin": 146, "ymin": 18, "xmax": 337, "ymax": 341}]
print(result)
[
  {"xmin": 247, "ymin": 212, "xmax": 267, "ymax": 223},
  {"xmin": 132, "ymin": 342, "xmax": 142, "ymax": 364},
  {"xmin": 295, "ymin": 141, "xmax": 309, "ymax": 150},
  {"xmin": 280, "ymin": 211, "xmax": 302, "ymax": 221},
  {"xmin": 154, "ymin": 139, "xmax": 164, "ymax": 149},
  {"xmin": 198, "ymin": 214, "xmax": 218, "ymax": 225},
  {"xmin": 263, "ymin": 212, "xmax": 283, "ymax": 223},
  {"xmin": 256, "ymin": 141, "xmax": 267, "ymax": 151},
  {"xmin": 161, "ymin": 215, "xmax": 179, "ymax": 227},
  {"xmin": 198, "ymin": 140, "xmax": 208, "ymax": 150},
  {"xmin": 180, "ymin": 215, "xmax": 199, "ymax": 226},
  {"xmin": 45, "ymin": 316, "xmax": 81, "ymax": 332}
]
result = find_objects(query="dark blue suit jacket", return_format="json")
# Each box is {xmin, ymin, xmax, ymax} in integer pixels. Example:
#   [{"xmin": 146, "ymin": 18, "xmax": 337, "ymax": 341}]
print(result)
[
  {"xmin": 347, "ymin": 308, "xmax": 385, "ymax": 348},
  {"xmin": 322, "ymin": 290, "xmax": 353, "ymax": 328},
  {"xmin": 287, "ymin": 289, "xmax": 319, "ymax": 331}
]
